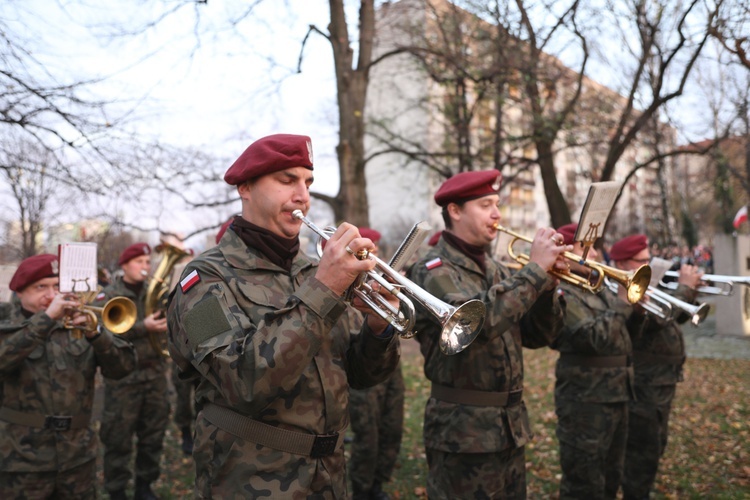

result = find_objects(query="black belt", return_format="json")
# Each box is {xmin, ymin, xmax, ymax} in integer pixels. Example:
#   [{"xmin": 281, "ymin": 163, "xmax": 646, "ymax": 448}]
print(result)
[
  {"xmin": 202, "ymin": 403, "xmax": 344, "ymax": 458},
  {"xmin": 431, "ymin": 384, "xmax": 523, "ymax": 407},
  {"xmin": 0, "ymin": 407, "xmax": 90, "ymax": 431},
  {"xmin": 559, "ymin": 353, "xmax": 630, "ymax": 368}
]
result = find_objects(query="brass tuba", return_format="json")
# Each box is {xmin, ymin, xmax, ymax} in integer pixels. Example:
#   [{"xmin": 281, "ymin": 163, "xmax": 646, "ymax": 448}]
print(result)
[{"xmin": 145, "ymin": 241, "xmax": 192, "ymax": 357}]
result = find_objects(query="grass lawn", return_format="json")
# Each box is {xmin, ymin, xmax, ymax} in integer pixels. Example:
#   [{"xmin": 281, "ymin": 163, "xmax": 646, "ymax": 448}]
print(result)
[{"xmin": 108, "ymin": 341, "xmax": 749, "ymax": 499}]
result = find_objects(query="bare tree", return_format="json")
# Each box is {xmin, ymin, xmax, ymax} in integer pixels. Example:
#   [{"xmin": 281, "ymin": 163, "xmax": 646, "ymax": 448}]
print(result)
[
  {"xmin": 0, "ymin": 137, "xmax": 60, "ymax": 259},
  {"xmin": 710, "ymin": 0, "xmax": 750, "ymax": 70}
]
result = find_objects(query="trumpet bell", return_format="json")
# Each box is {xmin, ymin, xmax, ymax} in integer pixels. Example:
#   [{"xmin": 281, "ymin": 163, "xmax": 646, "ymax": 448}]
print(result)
[
  {"xmin": 690, "ymin": 302, "xmax": 711, "ymax": 326},
  {"xmin": 439, "ymin": 300, "xmax": 486, "ymax": 355},
  {"xmin": 623, "ymin": 264, "xmax": 651, "ymax": 304},
  {"xmin": 101, "ymin": 297, "xmax": 138, "ymax": 334}
]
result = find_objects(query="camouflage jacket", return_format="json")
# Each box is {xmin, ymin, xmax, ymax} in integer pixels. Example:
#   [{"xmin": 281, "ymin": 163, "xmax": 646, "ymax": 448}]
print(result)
[
  {"xmin": 633, "ymin": 284, "xmax": 696, "ymax": 388},
  {"xmin": 96, "ymin": 275, "xmax": 166, "ymax": 383},
  {"xmin": 553, "ymin": 282, "xmax": 644, "ymax": 404},
  {"xmin": 406, "ymin": 238, "xmax": 564, "ymax": 454},
  {"xmin": 166, "ymin": 228, "xmax": 400, "ymax": 499},
  {"xmin": 0, "ymin": 303, "xmax": 136, "ymax": 472}
]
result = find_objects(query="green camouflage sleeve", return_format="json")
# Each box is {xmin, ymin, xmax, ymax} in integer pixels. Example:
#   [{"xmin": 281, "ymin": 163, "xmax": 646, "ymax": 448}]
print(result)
[
  {"xmin": 89, "ymin": 331, "xmax": 137, "ymax": 380},
  {"xmin": 168, "ymin": 268, "xmax": 350, "ymax": 410},
  {"xmin": 484, "ymin": 262, "xmax": 561, "ymax": 340},
  {"xmin": 0, "ymin": 312, "xmax": 56, "ymax": 373}
]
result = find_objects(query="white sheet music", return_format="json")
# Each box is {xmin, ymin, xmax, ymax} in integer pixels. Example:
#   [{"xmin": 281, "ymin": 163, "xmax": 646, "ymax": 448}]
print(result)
[
  {"xmin": 649, "ymin": 257, "xmax": 673, "ymax": 287},
  {"xmin": 574, "ymin": 181, "xmax": 621, "ymax": 245},
  {"xmin": 58, "ymin": 242, "xmax": 98, "ymax": 293}
]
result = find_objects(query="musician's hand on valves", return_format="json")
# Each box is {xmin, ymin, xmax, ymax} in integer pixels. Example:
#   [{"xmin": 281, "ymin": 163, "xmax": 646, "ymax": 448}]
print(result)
[
  {"xmin": 144, "ymin": 313, "xmax": 168, "ymax": 334},
  {"xmin": 528, "ymin": 228, "xmax": 572, "ymax": 273},
  {"xmin": 351, "ymin": 280, "xmax": 399, "ymax": 334},
  {"xmin": 678, "ymin": 264, "xmax": 703, "ymax": 290},
  {"xmin": 45, "ymin": 293, "xmax": 80, "ymax": 321},
  {"xmin": 316, "ymin": 223, "xmax": 377, "ymax": 296}
]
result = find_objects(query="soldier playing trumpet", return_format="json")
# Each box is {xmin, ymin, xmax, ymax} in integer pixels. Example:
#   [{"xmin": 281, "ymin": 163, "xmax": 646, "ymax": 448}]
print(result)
[
  {"xmin": 407, "ymin": 170, "xmax": 569, "ymax": 499},
  {"xmin": 0, "ymin": 254, "xmax": 136, "ymax": 499},
  {"xmin": 167, "ymin": 133, "xmax": 400, "ymax": 498}
]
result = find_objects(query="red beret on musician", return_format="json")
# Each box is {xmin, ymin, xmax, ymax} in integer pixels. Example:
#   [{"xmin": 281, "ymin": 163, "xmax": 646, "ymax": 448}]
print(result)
[
  {"xmin": 358, "ymin": 227, "xmax": 382, "ymax": 243},
  {"xmin": 8, "ymin": 254, "xmax": 59, "ymax": 292},
  {"xmin": 610, "ymin": 234, "xmax": 648, "ymax": 261},
  {"xmin": 117, "ymin": 243, "xmax": 152, "ymax": 266},
  {"xmin": 434, "ymin": 170, "xmax": 502, "ymax": 207},
  {"xmin": 224, "ymin": 134, "xmax": 314, "ymax": 185},
  {"xmin": 557, "ymin": 223, "xmax": 578, "ymax": 246}
]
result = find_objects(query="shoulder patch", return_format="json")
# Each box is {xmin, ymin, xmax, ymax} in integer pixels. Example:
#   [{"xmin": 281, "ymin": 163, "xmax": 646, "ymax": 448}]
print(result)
[
  {"xmin": 425, "ymin": 257, "xmax": 442, "ymax": 270},
  {"xmin": 184, "ymin": 295, "xmax": 231, "ymax": 347},
  {"xmin": 180, "ymin": 270, "xmax": 201, "ymax": 293},
  {"xmin": 95, "ymin": 292, "xmax": 106, "ymax": 301}
]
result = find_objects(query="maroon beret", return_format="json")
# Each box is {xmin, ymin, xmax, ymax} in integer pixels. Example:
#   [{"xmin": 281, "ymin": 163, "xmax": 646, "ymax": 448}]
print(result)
[
  {"xmin": 610, "ymin": 234, "xmax": 649, "ymax": 261},
  {"xmin": 428, "ymin": 231, "xmax": 442, "ymax": 246},
  {"xmin": 9, "ymin": 254, "xmax": 59, "ymax": 292},
  {"xmin": 358, "ymin": 227, "xmax": 382, "ymax": 243},
  {"xmin": 434, "ymin": 170, "xmax": 502, "ymax": 207},
  {"xmin": 224, "ymin": 134, "xmax": 314, "ymax": 185},
  {"xmin": 216, "ymin": 217, "xmax": 235, "ymax": 244},
  {"xmin": 557, "ymin": 223, "xmax": 578, "ymax": 246},
  {"xmin": 118, "ymin": 243, "xmax": 152, "ymax": 266}
]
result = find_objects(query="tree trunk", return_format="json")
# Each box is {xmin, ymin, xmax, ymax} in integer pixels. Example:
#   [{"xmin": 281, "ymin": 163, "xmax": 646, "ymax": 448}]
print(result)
[
  {"xmin": 327, "ymin": 0, "xmax": 373, "ymax": 226},
  {"xmin": 536, "ymin": 140, "xmax": 571, "ymax": 228}
]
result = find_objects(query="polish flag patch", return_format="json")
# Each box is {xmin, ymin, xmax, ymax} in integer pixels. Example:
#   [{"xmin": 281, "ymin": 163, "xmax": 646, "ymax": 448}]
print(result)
[
  {"xmin": 425, "ymin": 257, "xmax": 442, "ymax": 270},
  {"xmin": 95, "ymin": 292, "xmax": 106, "ymax": 301},
  {"xmin": 180, "ymin": 270, "xmax": 201, "ymax": 293}
]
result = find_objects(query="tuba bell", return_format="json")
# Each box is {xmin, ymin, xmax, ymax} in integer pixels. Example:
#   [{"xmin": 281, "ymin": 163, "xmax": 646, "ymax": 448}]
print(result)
[{"xmin": 144, "ymin": 241, "xmax": 192, "ymax": 357}]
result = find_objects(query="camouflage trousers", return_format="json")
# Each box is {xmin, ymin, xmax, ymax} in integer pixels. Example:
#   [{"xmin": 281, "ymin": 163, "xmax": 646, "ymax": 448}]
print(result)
[
  {"xmin": 348, "ymin": 365, "xmax": 404, "ymax": 493},
  {"xmin": 556, "ymin": 400, "xmax": 628, "ymax": 500},
  {"xmin": 622, "ymin": 385, "xmax": 676, "ymax": 500},
  {"xmin": 101, "ymin": 375, "xmax": 170, "ymax": 492},
  {"xmin": 425, "ymin": 446, "xmax": 526, "ymax": 500},
  {"xmin": 0, "ymin": 459, "xmax": 96, "ymax": 499},
  {"xmin": 170, "ymin": 363, "xmax": 197, "ymax": 430}
]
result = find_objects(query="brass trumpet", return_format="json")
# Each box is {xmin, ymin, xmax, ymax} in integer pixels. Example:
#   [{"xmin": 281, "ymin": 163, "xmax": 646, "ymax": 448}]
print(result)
[
  {"xmin": 64, "ymin": 296, "xmax": 137, "ymax": 334},
  {"xmin": 494, "ymin": 223, "xmax": 651, "ymax": 304},
  {"xmin": 293, "ymin": 210, "xmax": 486, "ymax": 355}
]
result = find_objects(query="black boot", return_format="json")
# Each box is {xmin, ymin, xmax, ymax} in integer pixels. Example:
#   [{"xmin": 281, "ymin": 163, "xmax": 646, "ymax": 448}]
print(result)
[
  {"xmin": 181, "ymin": 426, "xmax": 194, "ymax": 455},
  {"xmin": 370, "ymin": 480, "xmax": 390, "ymax": 500},
  {"xmin": 109, "ymin": 491, "xmax": 128, "ymax": 500},
  {"xmin": 134, "ymin": 478, "xmax": 159, "ymax": 500}
]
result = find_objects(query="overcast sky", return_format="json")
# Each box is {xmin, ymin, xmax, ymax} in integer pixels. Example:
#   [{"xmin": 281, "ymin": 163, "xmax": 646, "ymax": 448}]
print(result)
[{"xmin": 2, "ymin": 1, "xmax": 739, "ymax": 250}]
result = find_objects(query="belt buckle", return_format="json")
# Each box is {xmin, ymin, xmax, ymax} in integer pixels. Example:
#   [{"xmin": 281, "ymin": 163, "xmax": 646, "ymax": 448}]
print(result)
[
  {"xmin": 507, "ymin": 390, "xmax": 523, "ymax": 406},
  {"xmin": 310, "ymin": 433, "xmax": 339, "ymax": 458},
  {"xmin": 45, "ymin": 416, "xmax": 73, "ymax": 431}
]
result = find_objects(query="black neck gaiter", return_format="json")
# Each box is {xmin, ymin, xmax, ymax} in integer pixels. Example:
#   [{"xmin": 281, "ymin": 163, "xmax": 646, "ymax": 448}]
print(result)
[
  {"xmin": 232, "ymin": 216, "xmax": 300, "ymax": 272},
  {"xmin": 442, "ymin": 231, "xmax": 487, "ymax": 273}
]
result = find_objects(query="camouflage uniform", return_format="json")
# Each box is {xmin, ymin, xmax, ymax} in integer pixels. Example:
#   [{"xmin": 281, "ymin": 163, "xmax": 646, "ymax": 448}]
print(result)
[
  {"xmin": 171, "ymin": 362, "xmax": 196, "ymax": 429},
  {"xmin": 622, "ymin": 284, "xmax": 695, "ymax": 499},
  {"xmin": 167, "ymin": 228, "xmax": 400, "ymax": 499},
  {"xmin": 96, "ymin": 276, "xmax": 171, "ymax": 494},
  {"xmin": 407, "ymin": 238, "xmax": 564, "ymax": 500},
  {"xmin": 553, "ymin": 282, "xmax": 645, "ymax": 500},
  {"xmin": 0, "ymin": 301, "xmax": 136, "ymax": 499},
  {"xmin": 348, "ymin": 363, "xmax": 404, "ymax": 498}
]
